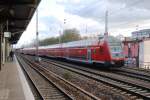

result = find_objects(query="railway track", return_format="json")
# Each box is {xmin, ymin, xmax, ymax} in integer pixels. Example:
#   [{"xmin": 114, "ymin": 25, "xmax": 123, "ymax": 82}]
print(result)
[
  {"xmin": 119, "ymin": 67, "xmax": 150, "ymax": 77},
  {"xmin": 19, "ymin": 54, "xmax": 100, "ymax": 100},
  {"xmin": 36, "ymin": 57, "xmax": 150, "ymax": 99},
  {"xmin": 41, "ymin": 57, "xmax": 150, "ymax": 83},
  {"xmin": 111, "ymin": 67, "xmax": 150, "ymax": 83},
  {"xmin": 124, "ymin": 67, "xmax": 150, "ymax": 73},
  {"xmin": 16, "ymin": 55, "xmax": 72, "ymax": 100}
]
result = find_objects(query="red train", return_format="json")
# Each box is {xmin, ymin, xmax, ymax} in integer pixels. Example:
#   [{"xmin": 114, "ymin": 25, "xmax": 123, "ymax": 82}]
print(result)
[{"xmin": 21, "ymin": 36, "xmax": 124, "ymax": 67}]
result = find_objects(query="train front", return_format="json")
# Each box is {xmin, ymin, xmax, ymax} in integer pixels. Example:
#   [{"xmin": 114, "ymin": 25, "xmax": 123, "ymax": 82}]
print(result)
[{"xmin": 107, "ymin": 37, "xmax": 124, "ymax": 67}]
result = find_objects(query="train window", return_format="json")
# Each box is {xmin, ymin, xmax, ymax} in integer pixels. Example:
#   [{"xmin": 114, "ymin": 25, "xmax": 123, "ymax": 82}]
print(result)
[{"xmin": 116, "ymin": 53, "xmax": 119, "ymax": 57}]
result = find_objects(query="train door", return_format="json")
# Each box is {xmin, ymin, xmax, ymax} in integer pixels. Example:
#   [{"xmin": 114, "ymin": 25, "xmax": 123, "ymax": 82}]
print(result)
[{"xmin": 87, "ymin": 48, "xmax": 92, "ymax": 63}]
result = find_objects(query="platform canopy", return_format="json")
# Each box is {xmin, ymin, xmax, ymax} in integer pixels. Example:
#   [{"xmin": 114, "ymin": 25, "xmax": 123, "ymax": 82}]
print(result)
[{"xmin": 0, "ymin": 0, "xmax": 41, "ymax": 44}]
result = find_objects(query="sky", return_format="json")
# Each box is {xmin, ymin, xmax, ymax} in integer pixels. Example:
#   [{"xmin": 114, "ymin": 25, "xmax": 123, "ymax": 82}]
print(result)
[{"xmin": 16, "ymin": 0, "xmax": 150, "ymax": 47}]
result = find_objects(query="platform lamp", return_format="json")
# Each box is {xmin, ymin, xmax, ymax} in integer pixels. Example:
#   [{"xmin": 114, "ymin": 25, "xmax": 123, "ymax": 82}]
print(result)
[{"xmin": 61, "ymin": 18, "xmax": 66, "ymax": 48}]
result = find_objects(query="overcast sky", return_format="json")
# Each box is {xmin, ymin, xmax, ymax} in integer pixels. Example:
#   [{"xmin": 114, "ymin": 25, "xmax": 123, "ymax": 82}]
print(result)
[{"xmin": 16, "ymin": 0, "xmax": 150, "ymax": 47}]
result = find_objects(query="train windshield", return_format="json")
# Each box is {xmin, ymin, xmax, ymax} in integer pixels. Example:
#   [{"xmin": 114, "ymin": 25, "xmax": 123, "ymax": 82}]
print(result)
[{"xmin": 108, "ymin": 36, "xmax": 124, "ymax": 58}]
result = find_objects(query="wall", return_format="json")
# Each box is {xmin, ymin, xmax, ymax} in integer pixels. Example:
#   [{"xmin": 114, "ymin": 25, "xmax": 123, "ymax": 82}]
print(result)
[{"xmin": 139, "ymin": 40, "xmax": 150, "ymax": 69}]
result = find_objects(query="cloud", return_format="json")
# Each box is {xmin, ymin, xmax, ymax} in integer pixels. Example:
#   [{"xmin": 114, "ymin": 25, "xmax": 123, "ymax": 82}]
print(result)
[
  {"xmin": 56, "ymin": 0, "xmax": 150, "ymax": 36},
  {"xmin": 58, "ymin": 0, "xmax": 150, "ymax": 25},
  {"xmin": 16, "ymin": 0, "xmax": 150, "ymax": 47}
]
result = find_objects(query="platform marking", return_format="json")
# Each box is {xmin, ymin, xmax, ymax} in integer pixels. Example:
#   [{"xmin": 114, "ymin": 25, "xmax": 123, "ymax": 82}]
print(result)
[{"xmin": 15, "ymin": 55, "xmax": 35, "ymax": 100}]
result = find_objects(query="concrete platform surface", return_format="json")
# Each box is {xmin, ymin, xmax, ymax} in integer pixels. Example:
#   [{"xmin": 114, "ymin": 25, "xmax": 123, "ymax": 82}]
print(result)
[{"xmin": 0, "ymin": 58, "xmax": 26, "ymax": 100}]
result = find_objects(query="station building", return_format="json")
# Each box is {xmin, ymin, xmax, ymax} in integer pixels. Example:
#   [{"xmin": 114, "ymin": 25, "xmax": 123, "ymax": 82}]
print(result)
[
  {"xmin": 123, "ymin": 29, "xmax": 150, "ymax": 69},
  {"xmin": 132, "ymin": 29, "xmax": 150, "ymax": 40}
]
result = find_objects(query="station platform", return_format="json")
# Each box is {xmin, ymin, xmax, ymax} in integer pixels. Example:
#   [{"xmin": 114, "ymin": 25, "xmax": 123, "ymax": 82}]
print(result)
[{"xmin": 0, "ymin": 56, "xmax": 34, "ymax": 100}]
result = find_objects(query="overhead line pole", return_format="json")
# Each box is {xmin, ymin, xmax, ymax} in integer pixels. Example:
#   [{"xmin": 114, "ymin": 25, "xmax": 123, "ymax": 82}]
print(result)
[
  {"xmin": 105, "ymin": 10, "xmax": 108, "ymax": 34},
  {"xmin": 35, "ymin": 0, "xmax": 39, "ymax": 62},
  {"xmin": 104, "ymin": 10, "xmax": 108, "ymax": 39}
]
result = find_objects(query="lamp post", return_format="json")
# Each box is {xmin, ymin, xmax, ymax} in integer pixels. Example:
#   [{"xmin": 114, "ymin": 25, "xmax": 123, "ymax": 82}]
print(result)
[
  {"xmin": 61, "ymin": 18, "xmax": 66, "ymax": 47},
  {"xmin": 64, "ymin": 18, "xmax": 66, "ymax": 34}
]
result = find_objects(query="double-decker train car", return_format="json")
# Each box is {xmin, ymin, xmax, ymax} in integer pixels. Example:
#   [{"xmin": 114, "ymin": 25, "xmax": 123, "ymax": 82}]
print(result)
[{"xmin": 21, "ymin": 36, "xmax": 124, "ymax": 67}]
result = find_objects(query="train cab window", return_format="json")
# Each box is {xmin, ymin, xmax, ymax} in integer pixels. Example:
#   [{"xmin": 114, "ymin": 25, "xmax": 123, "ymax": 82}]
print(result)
[
  {"xmin": 107, "ymin": 36, "xmax": 124, "ymax": 58},
  {"xmin": 113, "ymin": 48, "xmax": 117, "ymax": 51}
]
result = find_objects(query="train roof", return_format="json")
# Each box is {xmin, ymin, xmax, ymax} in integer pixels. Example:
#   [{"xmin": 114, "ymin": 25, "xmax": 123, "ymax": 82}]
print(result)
[
  {"xmin": 23, "ymin": 36, "xmax": 121, "ymax": 50},
  {"xmin": 39, "ymin": 37, "xmax": 102, "ymax": 49},
  {"xmin": 23, "ymin": 47, "xmax": 35, "ymax": 50},
  {"xmin": 63, "ymin": 38, "xmax": 100, "ymax": 47}
]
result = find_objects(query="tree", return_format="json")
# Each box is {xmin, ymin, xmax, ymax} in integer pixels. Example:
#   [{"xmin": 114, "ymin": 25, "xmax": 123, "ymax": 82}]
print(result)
[
  {"xmin": 39, "ymin": 37, "xmax": 59, "ymax": 46},
  {"xmin": 61, "ymin": 28, "xmax": 81, "ymax": 43},
  {"xmin": 37, "ymin": 28, "xmax": 81, "ymax": 46}
]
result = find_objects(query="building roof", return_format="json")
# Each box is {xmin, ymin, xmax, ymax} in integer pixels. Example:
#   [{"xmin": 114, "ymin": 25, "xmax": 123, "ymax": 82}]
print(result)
[
  {"xmin": 132, "ymin": 29, "xmax": 150, "ymax": 34},
  {"xmin": 0, "ymin": 0, "xmax": 41, "ymax": 44}
]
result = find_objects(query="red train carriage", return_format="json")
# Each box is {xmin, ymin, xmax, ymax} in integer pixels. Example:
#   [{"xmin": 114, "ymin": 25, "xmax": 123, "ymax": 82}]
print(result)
[{"xmin": 21, "ymin": 36, "xmax": 124, "ymax": 67}]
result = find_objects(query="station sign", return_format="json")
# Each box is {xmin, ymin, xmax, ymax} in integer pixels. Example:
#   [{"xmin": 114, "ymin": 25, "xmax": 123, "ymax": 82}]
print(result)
[{"xmin": 4, "ymin": 32, "xmax": 11, "ymax": 38}]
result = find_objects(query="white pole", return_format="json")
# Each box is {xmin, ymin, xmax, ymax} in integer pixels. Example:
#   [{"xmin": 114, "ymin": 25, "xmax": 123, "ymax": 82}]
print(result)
[
  {"xmin": 59, "ymin": 30, "xmax": 61, "ymax": 46},
  {"xmin": 105, "ymin": 10, "xmax": 108, "ymax": 36},
  {"xmin": 104, "ymin": 10, "xmax": 108, "ymax": 41},
  {"xmin": 35, "ymin": 3, "xmax": 39, "ymax": 62}
]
